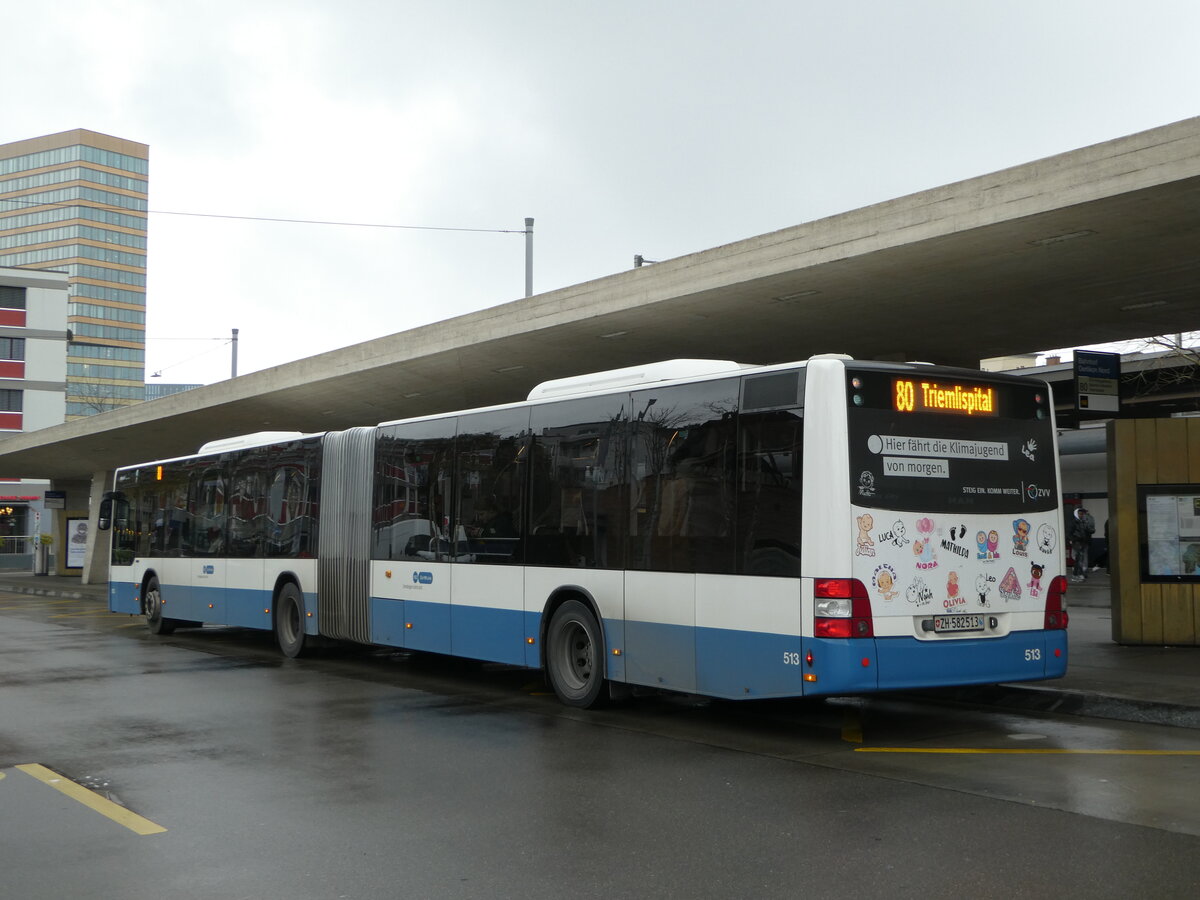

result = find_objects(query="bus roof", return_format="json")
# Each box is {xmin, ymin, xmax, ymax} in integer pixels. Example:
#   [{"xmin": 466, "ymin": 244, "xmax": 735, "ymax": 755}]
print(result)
[{"xmin": 526, "ymin": 359, "xmax": 752, "ymax": 401}]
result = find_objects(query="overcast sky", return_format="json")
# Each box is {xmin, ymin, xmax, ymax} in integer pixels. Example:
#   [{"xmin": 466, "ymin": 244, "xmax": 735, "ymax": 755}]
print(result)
[{"xmin": 5, "ymin": 0, "xmax": 1199, "ymax": 383}]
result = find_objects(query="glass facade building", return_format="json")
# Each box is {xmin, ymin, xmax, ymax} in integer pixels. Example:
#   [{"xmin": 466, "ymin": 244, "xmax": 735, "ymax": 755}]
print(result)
[{"xmin": 0, "ymin": 130, "xmax": 148, "ymax": 419}]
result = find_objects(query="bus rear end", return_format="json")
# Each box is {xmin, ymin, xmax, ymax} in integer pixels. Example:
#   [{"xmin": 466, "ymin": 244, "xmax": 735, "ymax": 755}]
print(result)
[{"xmin": 802, "ymin": 360, "xmax": 1067, "ymax": 695}]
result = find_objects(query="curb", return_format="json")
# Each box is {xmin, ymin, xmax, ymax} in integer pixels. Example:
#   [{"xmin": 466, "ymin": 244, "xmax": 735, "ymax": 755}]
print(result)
[
  {"xmin": 920, "ymin": 682, "xmax": 1200, "ymax": 731},
  {"xmin": 0, "ymin": 580, "xmax": 102, "ymax": 602}
]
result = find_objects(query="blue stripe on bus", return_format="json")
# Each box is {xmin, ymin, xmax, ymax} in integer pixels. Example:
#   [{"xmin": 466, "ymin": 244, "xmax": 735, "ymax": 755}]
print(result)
[
  {"xmin": 400, "ymin": 598, "xmax": 452, "ymax": 655},
  {"xmin": 116, "ymin": 582, "xmax": 1067, "ymax": 698},
  {"xmin": 370, "ymin": 597, "xmax": 408, "ymax": 647},
  {"xmin": 625, "ymin": 620, "xmax": 697, "ymax": 693},
  {"xmin": 370, "ymin": 599, "xmax": 634, "ymax": 679},
  {"xmin": 225, "ymin": 586, "xmax": 273, "ymax": 628},
  {"xmin": 108, "ymin": 579, "xmax": 319, "ymax": 635},
  {"xmin": 370, "ymin": 598, "xmax": 526, "ymax": 664},
  {"xmin": 451, "ymin": 604, "xmax": 526, "ymax": 666},
  {"xmin": 696, "ymin": 626, "xmax": 805, "ymax": 698},
  {"xmin": 110, "ymin": 580, "xmax": 140, "ymax": 614}
]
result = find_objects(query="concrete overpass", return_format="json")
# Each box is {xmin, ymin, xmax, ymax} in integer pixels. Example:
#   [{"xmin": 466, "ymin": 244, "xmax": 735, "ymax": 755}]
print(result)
[{"xmin": 4, "ymin": 116, "xmax": 1200, "ymax": 579}]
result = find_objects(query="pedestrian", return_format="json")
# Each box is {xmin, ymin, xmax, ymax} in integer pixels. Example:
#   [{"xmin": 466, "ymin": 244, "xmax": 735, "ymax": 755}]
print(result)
[
  {"xmin": 1070, "ymin": 506, "xmax": 1095, "ymax": 582},
  {"xmin": 1093, "ymin": 518, "xmax": 1110, "ymax": 574}
]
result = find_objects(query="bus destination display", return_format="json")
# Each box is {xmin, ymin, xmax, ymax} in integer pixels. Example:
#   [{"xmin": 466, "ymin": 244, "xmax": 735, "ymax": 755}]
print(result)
[{"xmin": 894, "ymin": 378, "xmax": 998, "ymax": 417}]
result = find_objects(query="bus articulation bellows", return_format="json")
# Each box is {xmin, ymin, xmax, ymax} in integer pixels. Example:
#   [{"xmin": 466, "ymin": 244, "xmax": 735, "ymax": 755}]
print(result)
[{"xmin": 101, "ymin": 355, "xmax": 1068, "ymax": 707}]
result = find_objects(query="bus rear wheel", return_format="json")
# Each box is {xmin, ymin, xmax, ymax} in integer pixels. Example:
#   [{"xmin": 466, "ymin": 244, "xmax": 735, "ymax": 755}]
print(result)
[
  {"xmin": 546, "ymin": 600, "xmax": 607, "ymax": 708},
  {"xmin": 143, "ymin": 577, "xmax": 178, "ymax": 635},
  {"xmin": 275, "ymin": 583, "xmax": 307, "ymax": 658}
]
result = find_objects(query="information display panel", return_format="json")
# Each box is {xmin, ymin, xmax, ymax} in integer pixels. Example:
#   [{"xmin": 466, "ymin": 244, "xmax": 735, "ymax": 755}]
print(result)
[{"xmin": 1138, "ymin": 484, "xmax": 1200, "ymax": 582}]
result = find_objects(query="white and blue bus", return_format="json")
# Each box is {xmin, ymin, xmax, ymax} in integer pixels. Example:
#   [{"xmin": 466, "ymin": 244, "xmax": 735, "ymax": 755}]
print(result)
[{"xmin": 101, "ymin": 355, "xmax": 1068, "ymax": 707}]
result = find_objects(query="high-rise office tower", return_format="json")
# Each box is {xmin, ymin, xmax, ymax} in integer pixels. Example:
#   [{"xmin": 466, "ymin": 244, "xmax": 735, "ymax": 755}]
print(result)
[{"xmin": 0, "ymin": 129, "xmax": 148, "ymax": 419}]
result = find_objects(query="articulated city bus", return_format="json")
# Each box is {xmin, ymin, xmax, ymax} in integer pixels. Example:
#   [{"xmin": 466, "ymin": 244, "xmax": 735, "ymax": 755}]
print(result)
[{"xmin": 101, "ymin": 355, "xmax": 1068, "ymax": 707}]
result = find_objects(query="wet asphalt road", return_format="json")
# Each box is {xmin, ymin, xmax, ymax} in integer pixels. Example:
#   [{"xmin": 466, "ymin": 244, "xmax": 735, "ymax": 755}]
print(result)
[{"xmin": 2, "ymin": 591, "xmax": 1199, "ymax": 899}]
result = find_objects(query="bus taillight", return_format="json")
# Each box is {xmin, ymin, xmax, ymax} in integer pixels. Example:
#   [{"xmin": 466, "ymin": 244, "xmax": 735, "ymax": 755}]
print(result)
[
  {"xmin": 814, "ymin": 578, "xmax": 874, "ymax": 638},
  {"xmin": 1044, "ymin": 575, "xmax": 1069, "ymax": 630}
]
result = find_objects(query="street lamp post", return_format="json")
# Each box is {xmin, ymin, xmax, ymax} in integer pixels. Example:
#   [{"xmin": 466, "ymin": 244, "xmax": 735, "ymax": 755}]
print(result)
[{"xmin": 525, "ymin": 218, "xmax": 534, "ymax": 297}]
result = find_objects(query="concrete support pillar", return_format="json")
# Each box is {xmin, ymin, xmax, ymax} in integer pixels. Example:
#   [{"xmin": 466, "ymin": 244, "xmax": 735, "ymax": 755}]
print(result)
[
  {"xmin": 82, "ymin": 470, "xmax": 114, "ymax": 585},
  {"xmin": 48, "ymin": 471, "xmax": 112, "ymax": 583}
]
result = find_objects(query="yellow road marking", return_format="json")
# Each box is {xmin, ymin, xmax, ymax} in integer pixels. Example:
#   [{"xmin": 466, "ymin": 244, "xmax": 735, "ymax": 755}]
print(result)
[
  {"xmin": 856, "ymin": 747, "xmax": 1200, "ymax": 755},
  {"xmin": 15, "ymin": 764, "xmax": 167, "ymax": 835},
  {"xmin": 0, "ymin": 599, "xmax": 105, "ymax": 607},
  {"xmin": 841, "ymin": 709, "xmax": 863, "ymax": 744}
]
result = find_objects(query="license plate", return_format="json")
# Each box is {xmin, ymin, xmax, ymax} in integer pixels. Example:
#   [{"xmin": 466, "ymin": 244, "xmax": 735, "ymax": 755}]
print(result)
[{"xmin": 932, "ymin": 614, "xmax": 985, "ymax": 633}]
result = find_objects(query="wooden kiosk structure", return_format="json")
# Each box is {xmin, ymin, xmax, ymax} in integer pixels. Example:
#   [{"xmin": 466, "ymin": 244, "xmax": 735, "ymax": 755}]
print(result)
[{"xmin": 1108, "ymin": 418, "xmax": 1200, "ymax": 644}]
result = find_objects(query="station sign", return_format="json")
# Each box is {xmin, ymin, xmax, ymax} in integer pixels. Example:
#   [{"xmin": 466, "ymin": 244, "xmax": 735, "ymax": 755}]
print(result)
[{"xmin": 1075, "ymin": 350, "xmax": 1120, "ymax": 414}]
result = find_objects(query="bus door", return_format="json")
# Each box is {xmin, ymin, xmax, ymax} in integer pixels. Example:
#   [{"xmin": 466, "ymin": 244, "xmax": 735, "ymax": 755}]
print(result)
[
  {"xmin": 225, "ymin": 446, "xmax": 270, "ymax": 628},
  {"xmin": 372, "ymin": 420, "xmax": 457, "ymax": 654},
  {"xmin": 450, "ymin": 409, "xmax": 529, "ymax": 666},
  {"xmin": 716, "ymin": 400, "xmax": 806, "ymax": 699},
  {"xmin": 189, "ymin": 461, "xmax": 228, "ymax": 622},
  {"xmin": 624, "ymin": 380, "xmax": 740, "ymax": 695}
]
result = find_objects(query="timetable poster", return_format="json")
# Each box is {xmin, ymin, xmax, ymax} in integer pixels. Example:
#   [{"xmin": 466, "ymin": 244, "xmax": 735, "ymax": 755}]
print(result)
[
  {"xmin": 66, "ymin": 517, "xmax": 88, "ymax": 569},
  {"xmin": 1144, "ymin": 492, "xmax": 1200, "ymax": 576}
]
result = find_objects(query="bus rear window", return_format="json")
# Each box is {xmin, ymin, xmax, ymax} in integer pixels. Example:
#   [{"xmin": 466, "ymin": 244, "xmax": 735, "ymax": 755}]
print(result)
[{"xmin": 846, "ymin": 369, "xmax": 1057, "ymax": 514}]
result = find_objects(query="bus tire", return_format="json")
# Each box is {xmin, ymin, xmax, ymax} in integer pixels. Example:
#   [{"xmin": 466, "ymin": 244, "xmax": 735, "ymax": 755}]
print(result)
[
  {"xmin": 143, "ymin": 576, "xmax": 177, "ymax": 636},
  {"xmin": 275, "ymin": 582, "xmax": 307, "ymax": 659},
  {"xmin": 546, "ymin": 600, "xmax": 607, "ymax": 709}
]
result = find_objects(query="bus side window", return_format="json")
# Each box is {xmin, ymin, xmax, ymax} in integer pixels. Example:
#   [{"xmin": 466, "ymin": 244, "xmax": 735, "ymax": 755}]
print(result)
[
  {"xmin": 455, "ymin": 409, "xmax": 530, "ymax": 565},
  {"xmin": 158, "ymin": 462, "xmax": 190, "ymax": 557},
  {"xmin": 266, "ymin": 438, "xmax": 321, "ymax": 558},
  {"xmin": 373, "ymin": 420, "xmax": 455, "ymax": 562},
  {"xmin": 528, "ymin": 393, "xmax": 628, "ymax": 569},
  {"xmin": 228, "ymin": 447, "xmax": 268, "ymax": 558},
  {"xmin": 189, "ymin": 462, "xmax": 228, "ymax": 558},
  {"xmin": 369, "ymin": 420, "xmax": 453, "ymax": 561},
  {"xmin": 372, "ymin": 431, "xmax": 404, "ymax": 559},
  {"xmin": 736, "ymin": 409, "xmax": 803, "ymax": 577},
  {"xmin": 138, "ymin": 490, "xmax": 155, "ymax": 557},
  {"xmin": 628, "ymin": 380, "xmax": 738, "ymax": 575}
]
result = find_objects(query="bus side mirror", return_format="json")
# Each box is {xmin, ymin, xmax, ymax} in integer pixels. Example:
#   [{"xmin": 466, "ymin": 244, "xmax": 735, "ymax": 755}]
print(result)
[{"xmin": 98, "ymin": 492, "xmax": 128, "ymax": 531}]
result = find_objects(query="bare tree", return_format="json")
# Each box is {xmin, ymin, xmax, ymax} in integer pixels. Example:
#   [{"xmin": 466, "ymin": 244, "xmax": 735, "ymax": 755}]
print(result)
[
  {"xmin": 1121, "ymin": 332, "xmax": 1200, "ymax": 407},
  {"xmin": 66, "ymin": 379, "xmax": 142, "ymax": 416}
]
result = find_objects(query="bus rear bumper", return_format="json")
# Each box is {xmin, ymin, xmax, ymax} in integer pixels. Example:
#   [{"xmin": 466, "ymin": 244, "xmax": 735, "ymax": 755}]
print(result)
[
  {"xmin": 873, "ymin": 628, "xmax": 1068, "ymax": 691},
  {"xmin": 802, "ymin": 628, "xmax": 1067, "ymax": 696}
]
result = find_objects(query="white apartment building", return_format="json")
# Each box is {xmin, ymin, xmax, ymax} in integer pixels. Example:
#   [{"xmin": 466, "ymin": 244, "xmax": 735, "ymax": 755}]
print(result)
[{"xmin": 0, "ymin": 265, "xmax": 67, "ymax": 553}]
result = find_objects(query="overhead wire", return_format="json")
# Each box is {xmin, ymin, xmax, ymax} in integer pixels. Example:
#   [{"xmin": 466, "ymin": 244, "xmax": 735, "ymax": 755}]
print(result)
[
  {"xmin": 0, "ymin": 195, "xmax": 526, "ymax": 234},
  {"xmin": 149, "ymin": 337, "xmax": 234, "ymax": 377}
]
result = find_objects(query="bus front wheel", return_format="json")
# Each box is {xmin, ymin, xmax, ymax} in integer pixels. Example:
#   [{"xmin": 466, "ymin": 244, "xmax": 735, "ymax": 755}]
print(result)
[
  {"xmin": 275, "ymin": 583, "xmax": 307, "ymax": 658},
  {"xmin": 546, "ymin": 600, "xmax": 607, "ymax": 708},
  {"xmin": 143, "ymin": 577, "xmax": 177, "ymax": 636}
]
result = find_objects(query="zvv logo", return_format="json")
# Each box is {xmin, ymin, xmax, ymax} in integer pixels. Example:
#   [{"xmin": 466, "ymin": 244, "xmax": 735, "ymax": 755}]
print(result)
[{"xmin": 1024, "ymin": 483, "xmax": 1051, "ymax": 502}]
